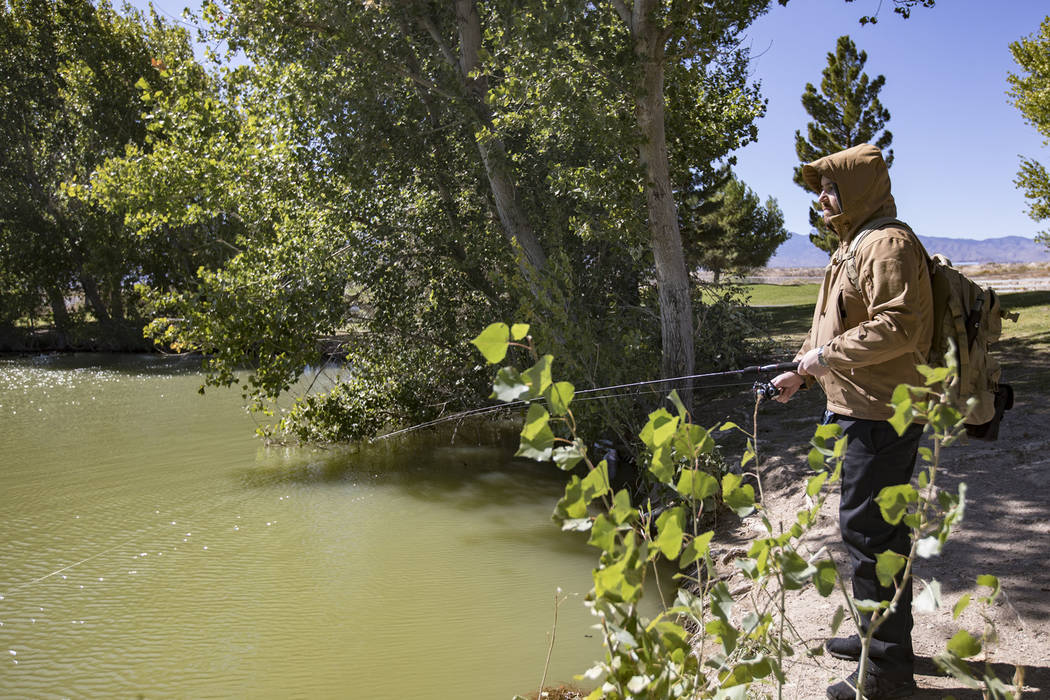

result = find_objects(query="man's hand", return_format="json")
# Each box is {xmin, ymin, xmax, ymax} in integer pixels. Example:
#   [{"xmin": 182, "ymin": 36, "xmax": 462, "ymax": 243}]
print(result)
[
  {"xmin": 797, "ymin": 346, "xmax": 830, "ymax": 378},
  {"xmin": 771, "ymin": 371, "xmax": 805, "ymax": 403}
]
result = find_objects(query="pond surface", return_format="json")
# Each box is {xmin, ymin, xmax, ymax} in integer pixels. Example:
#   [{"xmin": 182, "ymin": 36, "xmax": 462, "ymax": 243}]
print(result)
[{"xmin": 0, "ymin": 355, "xmax": 607, "ymax": 699}]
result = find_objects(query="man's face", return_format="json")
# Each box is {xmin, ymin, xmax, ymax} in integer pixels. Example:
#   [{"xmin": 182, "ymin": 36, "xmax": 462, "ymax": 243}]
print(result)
[{"xmin": 819, "ymin": 175, "xmax": 841, "ymax": 223}]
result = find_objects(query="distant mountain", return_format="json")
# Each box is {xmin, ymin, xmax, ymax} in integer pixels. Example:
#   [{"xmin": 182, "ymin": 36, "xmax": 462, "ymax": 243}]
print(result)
[{"xmin": 766, "ymin": 232, "xmax": 1050, "ymax": 268}]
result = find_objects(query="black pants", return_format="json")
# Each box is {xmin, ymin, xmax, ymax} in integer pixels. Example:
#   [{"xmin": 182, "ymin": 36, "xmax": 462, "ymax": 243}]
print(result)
[{"xmin": 826, "ymin": 411, "xmax": 923, "ymax": 675}]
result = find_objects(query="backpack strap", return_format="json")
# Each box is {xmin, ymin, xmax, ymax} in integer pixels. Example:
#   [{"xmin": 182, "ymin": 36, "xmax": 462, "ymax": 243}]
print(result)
[{"xmin": 841, "ymin": 217, "xmax": 928, "ymax": 291}]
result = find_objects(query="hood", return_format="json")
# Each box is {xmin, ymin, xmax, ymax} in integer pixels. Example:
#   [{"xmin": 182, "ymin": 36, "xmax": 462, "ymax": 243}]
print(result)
[{"xmin": 802, "ymin": 143, "xmax": 896, "ymax": 242}]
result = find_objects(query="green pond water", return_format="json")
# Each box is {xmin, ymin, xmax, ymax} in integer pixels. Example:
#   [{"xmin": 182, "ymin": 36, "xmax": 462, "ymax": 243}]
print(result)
[{"xmin": 0, "ymin": 354, "xmax": 610, "ymax": 699}]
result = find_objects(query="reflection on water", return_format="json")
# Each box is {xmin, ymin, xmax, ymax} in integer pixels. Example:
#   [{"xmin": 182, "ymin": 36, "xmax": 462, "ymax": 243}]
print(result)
[{"xmin": 0, "ymin": 355, "xmax": 609, "ymax": 699}]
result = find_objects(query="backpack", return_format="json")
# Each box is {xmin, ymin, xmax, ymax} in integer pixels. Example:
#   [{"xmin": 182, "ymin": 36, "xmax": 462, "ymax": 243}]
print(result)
[{"xmin": 843, "ymin": 217, "xmax": 1017, "ymax": 440}]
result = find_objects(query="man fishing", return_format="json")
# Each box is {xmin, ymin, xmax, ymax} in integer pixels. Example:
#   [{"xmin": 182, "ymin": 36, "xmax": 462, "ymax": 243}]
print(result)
[{"xmin": 771, "ymin": 143, "xmax": 932, "ymax": 700}]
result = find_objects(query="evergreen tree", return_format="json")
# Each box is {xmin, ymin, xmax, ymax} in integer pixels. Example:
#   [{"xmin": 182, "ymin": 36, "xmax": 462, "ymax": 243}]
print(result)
[
  {"xmin": 793, "ymin": 35, "xmax": 893, "ymax": 253},
  {"xmin": 681, "ymin": 173, "xmax": 787, "ymax": 282}
]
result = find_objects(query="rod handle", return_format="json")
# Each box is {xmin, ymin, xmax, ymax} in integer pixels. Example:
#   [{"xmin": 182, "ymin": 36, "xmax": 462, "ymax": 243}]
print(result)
[{"xmin": 759, "ymin": 361, "xmax": 800, "ymax": 373}]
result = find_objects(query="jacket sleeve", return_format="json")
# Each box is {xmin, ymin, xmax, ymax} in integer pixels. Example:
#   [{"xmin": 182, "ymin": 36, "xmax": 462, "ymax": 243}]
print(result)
[{"xmin": 822, "ymin": 236, "xmax": 929, "ymax": 369}]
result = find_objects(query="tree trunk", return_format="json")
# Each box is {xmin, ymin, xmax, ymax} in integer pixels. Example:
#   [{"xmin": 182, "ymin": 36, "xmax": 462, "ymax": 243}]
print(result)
[
  {"xmin": 631, "ymin": 3, "xmax": 695, "ymax": 399},
  {"xmin": 80, "ymin": 273, "xmax": 111, "ymax": 325},
  {"xmin": 45, "ymin": 286, "xmax": 70, "ymax": 331},
  {"xmin": 109, "ymin": 279, "xmax": 125, "ymax": 322},
  {"xmin": 453, "ymin": 0, "xmax": 548, "ymax": 277}
]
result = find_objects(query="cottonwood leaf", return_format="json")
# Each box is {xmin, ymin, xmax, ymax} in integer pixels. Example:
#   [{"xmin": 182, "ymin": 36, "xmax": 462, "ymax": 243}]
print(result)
[{"xmin": 471, "ymin": 323, "xmax": 510, "ymax": 363}]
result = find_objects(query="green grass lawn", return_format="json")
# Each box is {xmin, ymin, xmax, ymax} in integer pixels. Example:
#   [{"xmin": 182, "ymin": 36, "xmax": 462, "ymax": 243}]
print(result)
[
  {"xmin": 745, "ymin": 286, "xmax": 1050, "ymax": 391},
  {"xmin": 745, "ymin": 283, "xmax": 820, "ymax": 307}
]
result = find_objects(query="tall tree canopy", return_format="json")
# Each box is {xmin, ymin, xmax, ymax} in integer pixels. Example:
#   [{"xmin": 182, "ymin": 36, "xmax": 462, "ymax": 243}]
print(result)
[
  {"xmin": 80, "ymin": 0, "xmax": 771, "ymax": 441},
  {"xmin": 793, "ymin": 34, "xmax": 893, "ymax": 254},
  {"xmin": 1009, "ymin": 14, "xmax": 1050, "ymax": 248}
]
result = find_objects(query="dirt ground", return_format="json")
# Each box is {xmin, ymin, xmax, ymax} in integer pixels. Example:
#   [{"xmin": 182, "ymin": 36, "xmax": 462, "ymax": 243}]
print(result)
[{"xmin": 703, "ymin": 367, "xmax": 1050, "ymax": 698}]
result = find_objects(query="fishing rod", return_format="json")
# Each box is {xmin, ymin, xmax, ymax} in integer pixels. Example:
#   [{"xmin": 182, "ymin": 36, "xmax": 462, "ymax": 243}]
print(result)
[{"xmin": 375, "ymin": 361, "xmax": 799, "ymax": 442}]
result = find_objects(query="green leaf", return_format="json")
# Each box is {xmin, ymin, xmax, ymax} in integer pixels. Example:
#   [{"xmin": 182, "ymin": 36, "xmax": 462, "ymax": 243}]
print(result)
[
  {"xmin": 608, "ymin": 489, "xmax": 636, "ymax": 526},
  {"xmin": 490, "ymin": 366, "xmax": 529, "ymax": 402},
  {"xmin": 952, "ymin": 594, "xmax": 971, "ymax": 620},
  {"xmin": 918, "ymin": 365, "xmax": 951, "ymax": 386},
  {"xmin": 888, "ymin": 398, "xmax": 914, "ymax": 436},
  {"xmin": 875, "ymin": 550, "xmax": 907, "ymax": 588},
  {"xmin": 891, "ymin": 383, "xmax": 913, "ymax": 405},
  {"xmin": 806, "ymin": 471, "xmax": 828, "ymax": 497},
  {"xmin": 709, "ymin": 580, "xmax": 735, "ymax": 623},
  {"xmin": 705, "ymin": 618, "xmax": 739, "ymax": 655},
  {"xmin": 674, "ymin": 423, "xmax": 712, "ymax": 456},
  {"xmin": 544, "ymin": 380, "xmax": 575, "ymax": 416},
  {"xmin": 854, "ymin": 598, "xmax": 889, "ymax": 613},
  {"xmin": 666, "ymin": 389, "xmax": 688, "ymax": 419},
  {"xmin": 813, "ymin": 559, "xmax": 838, "ymax": 597},
  {"xmin": 946, "ymin": 630, "xmax": 982, "ymax": 659},
  {"xmin": 588, "ymin": 513, "xmax": 619, "ymax": 551},
  {"xmin": 713, "ymin": 686, "xmax": 748, "ymax": 700},
  {"xmin": 510, "ymin": 323, "xmax": 529, "ymax": 340},
  {"xmin": 471, "ymin": 323, "xmax": 510, "ymax": 363},
  {"xmin": 681, "ymin": 530, "xmax": 714, "ymax": 566},
  {"xmin": 722, "ymin": 473, "xmax": 755, "ymax": 517},
  {"xmin": 780, "ymin": 550, "xmax": 817, "ymax": 590},
  {"xmin": 516, "ymin": 403, "xmax": 554, "ymax": 461},
  {"xmin": 593, "ymin": 537, "xmax": 644, "ymax": 604},
  {"xmin": 676, "ymin": 469, "xmax": 720, "ymax": 501},
  {"xmin": 719, "ymin": 421, "xmax": 741, "ymax": 432},
  {"xmin": 830, "ymin": 605, "xmax": 846, "ymax": 634},
  {"xmin": 976, "ymin": 574, "xmax": 1001, "ymax": 603},
  {"xmin": 641, "ymin": 408, "xmax": 679, "ymax": 449},
  {"xmin": 647, "ymin": 445, "xmax": 674, "ymax": 484},
  {"xmin": 554, "ymin": 475, "xmax": 587, "ymax": 520},
  {"xmin": 580, "ymin": 459, "xmax": 611, "ymax": 502},
  {"xmin": 594, "ymin": 559, "xmax": 640, "ymax": 604},
  {"xmin": 654, "ymin": 507, "xmax": 685, "ymax": 559},
  {"xmin": 875, "ymin": 484, "xmax": 918, "ymax": 525},
  {"xmin": 812, "ymin": 423, "xmax": 843, "ymax": 441},
  {"xmin": 552, "ymin": 441, "xmax": 585, "ymax": 471},
  {"xmin": 933, "ymin": 651, "xmax": 980, "ymax": 689},
  {"xmin": 522, "ymin": 354, "xmax": 553, "ymax": 397}
]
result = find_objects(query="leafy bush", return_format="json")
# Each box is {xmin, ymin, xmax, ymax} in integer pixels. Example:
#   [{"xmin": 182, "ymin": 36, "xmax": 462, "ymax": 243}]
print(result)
[{"xmin": 472, "ymin": 324, "xmax": 1023, "ymax": 699}]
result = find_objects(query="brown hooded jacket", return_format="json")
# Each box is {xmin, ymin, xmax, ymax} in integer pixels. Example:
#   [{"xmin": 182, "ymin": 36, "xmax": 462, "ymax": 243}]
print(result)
[{"xmin": 797, "ymin": 144, "xmax": 933, "ymax": 420}]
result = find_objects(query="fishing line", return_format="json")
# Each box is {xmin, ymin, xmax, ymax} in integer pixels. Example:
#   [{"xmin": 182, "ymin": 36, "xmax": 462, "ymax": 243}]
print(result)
[{"xmin": 374, "ymin": 363, "xmax": 797, "ymax": 441}]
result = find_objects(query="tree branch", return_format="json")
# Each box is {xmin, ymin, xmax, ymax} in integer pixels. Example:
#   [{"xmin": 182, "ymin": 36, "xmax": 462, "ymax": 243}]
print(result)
[{"xmin": 609, "ymin": 0, "xmax": 632, "ymax": 28}]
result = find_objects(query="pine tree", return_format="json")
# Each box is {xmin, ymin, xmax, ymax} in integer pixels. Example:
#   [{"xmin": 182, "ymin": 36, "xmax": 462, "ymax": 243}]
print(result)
[
  {"xmin": 793, "ymin": 35, "xmax": 893, "ymax": 254},
  {"xmin": 682, "ymin": 172, "xmax": 788, "ymax": 283}
]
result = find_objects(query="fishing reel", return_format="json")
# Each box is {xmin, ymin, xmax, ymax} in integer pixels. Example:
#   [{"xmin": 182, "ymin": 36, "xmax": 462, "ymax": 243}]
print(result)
[{"xmin": 753, "ymin": 380, "xmax": 782, "ymax": 402}]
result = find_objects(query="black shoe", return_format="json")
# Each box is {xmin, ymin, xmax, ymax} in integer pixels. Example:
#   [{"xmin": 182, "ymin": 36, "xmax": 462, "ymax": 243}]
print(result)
[
  {"xmin": 825, "ymin": 634, "xmax": 861, "ymax": 660},
  {"xmin": 826, "ymin": 669, "xmax": 917, "ymax": 700}
]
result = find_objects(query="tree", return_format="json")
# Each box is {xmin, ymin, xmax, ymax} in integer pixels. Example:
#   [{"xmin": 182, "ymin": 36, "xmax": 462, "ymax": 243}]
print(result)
[
  {"xmin": 793, "ymin": 35, "xmax": 893, "ymax": 253},
  {"xmin": 682, "ymin": 173, "xmax": 788, "ymax": 282},
  {"xmin": 0, "ymin": 0, "xmax": 226, "ymax": 345},
  {"xmin": 1008, "ymin": 14, "xmax": 1050, "ymax": 248},
  {"xmin": 81, "ymin": 0, "xmax": 771, "ymax": 439}
]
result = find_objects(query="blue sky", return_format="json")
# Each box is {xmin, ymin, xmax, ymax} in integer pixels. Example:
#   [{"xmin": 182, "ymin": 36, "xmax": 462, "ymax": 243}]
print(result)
[
  {"xmin": 132, "ymin": 0, "xmax": 1049, "ymax": 241},
  {"xmin": 733, "ymin": 0, "xmax": 1049, "ymax": 240}
]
